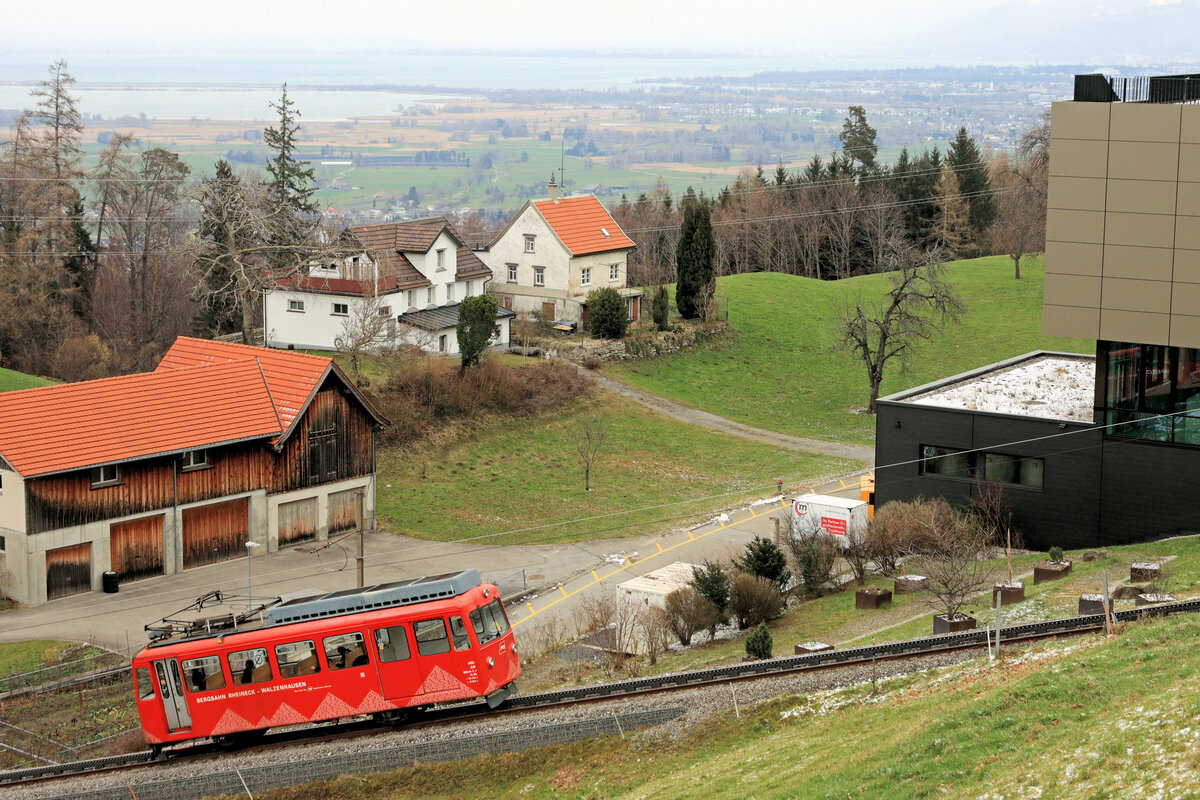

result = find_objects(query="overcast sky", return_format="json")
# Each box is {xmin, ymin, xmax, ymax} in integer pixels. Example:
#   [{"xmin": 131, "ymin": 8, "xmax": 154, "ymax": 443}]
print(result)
[{"xmin": 5, "ymin": 0, "xmax": 1197, "ymax": 67}]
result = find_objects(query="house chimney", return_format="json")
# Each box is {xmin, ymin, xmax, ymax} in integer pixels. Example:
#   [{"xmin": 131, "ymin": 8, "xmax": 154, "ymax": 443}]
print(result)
[{"xmin": 548, "ymin": 173, "xmax": 560, "ymax": 203}]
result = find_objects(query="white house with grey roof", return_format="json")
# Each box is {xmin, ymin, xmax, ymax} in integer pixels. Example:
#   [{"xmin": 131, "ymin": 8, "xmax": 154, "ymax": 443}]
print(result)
[{"xmin": 263, "ymin": 217, "xmax": 512, "ymax": 355}]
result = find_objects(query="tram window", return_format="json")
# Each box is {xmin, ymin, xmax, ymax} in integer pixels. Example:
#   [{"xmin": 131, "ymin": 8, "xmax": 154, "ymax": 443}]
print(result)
[
  {"xmin": 182, "ymin": 656, "xmax": 225, "ymax": 693},
  {"xmin": 228, "ymin": 648, "xmax": 273, "ymax": 685},
  {"xmin": 136, "ymin": 667, "xmax": 155, "ymax": 701},
  {"xmin": 275, "ymin": 640, "xmax": 321, "ymax": 678},
  {"xmin": 324, "ymin": 632, "xmax": 369, "ymax": 670},
  {"xmin": 414, "ymin": 619, "xmax": 451, "ymax": 656},
  {"xmin": 471, "ymin": 600, "xmax": 510, "ymax": 644},
  {"xmin": 449, "ymin": 616, "xmax": 471, "ymax": 651},
  {"xmin": 373, "ymin": 625, "xmax": 411, "ymax": 663}
]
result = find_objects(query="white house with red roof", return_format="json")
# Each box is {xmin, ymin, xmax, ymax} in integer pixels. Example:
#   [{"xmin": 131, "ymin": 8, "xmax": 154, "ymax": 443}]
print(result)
[
  {"xmin": 480, "ymin": 181, "xmax": 641, "ymax": 326},
  {"xmin": 264, "ymin": 217, "xmax": 513, "ymax": 356},
  {"xmin": 0, "ymin": 338, "xmax": 387, "ymax": 606}
]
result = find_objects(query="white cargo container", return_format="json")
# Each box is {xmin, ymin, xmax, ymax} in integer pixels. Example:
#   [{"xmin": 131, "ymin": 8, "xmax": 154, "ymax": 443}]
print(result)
[
  {"xmin": 791, "ymin": 493, "xmax": 869, "ymax": 546},
  {"xmin": 615, "ymin": 562, "xmax": 701, "ymax": 654}
]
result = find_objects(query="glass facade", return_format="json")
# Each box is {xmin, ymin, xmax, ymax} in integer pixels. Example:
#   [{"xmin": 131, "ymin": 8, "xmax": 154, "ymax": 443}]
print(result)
[{"xmin": 1101, "ymin": 342, "xmax": 1200, "ymax": 445}]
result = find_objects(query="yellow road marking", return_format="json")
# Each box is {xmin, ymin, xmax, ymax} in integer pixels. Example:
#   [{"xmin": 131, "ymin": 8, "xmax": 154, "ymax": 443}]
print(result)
[{"xmin": 592, "ymin": 570, "xmax": 599, "ymax": 580}]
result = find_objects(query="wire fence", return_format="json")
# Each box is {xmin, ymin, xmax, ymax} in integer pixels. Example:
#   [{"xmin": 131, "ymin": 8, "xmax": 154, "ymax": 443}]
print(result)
[
  {"xmin": 0, "ymin": 645, "xmax": 131, "ymax": 699},
  {"xmin": 40, "ymin": 706, "xmax": 684, "ymax": 800}
]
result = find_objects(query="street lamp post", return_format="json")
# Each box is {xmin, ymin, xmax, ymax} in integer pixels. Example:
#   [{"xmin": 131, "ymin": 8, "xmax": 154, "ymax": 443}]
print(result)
[{"xmin": 245, "ymin": 541, "xmax": 261, "ymax": 612}]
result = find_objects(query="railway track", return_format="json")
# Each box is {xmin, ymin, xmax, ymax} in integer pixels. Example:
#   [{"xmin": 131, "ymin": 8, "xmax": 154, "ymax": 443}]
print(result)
[{"xmin": 5, "ymin": 597, "xmax": 1197, "ymax": 790}]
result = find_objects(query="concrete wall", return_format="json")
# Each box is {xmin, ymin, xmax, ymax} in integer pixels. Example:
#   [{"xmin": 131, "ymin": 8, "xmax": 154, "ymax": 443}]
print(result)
[
  {"xmin": 265, "ymin": 474, "xmax": 375, "ymax": 551},
  {"xmin": 1045, "ymin": 101, "xmax": 1200, "ymax": 347},
  {"xmin": 0, "ymin": 466, "xmax": 25, "ymax": 534}
]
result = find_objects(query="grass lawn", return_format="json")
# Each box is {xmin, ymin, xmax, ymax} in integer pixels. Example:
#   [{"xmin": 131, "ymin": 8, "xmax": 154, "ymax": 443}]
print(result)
[
  {"xmin": 606, "ymin": 256, "xmax": 1093, "ymax": 445},
  {"xmin": 232, "ymin": 613, "xmax": 1200, "ymax": 800},
  {"xmin": 375, "ymin": 390, "xmax": 856, "ymax": 545},
  {"xmin": 0, "ymin": 366, "xmax": 52, "ymax": 392},
  {"xmin": 0, "ymin": 640, "xmax": 79, "ymax": 677}
]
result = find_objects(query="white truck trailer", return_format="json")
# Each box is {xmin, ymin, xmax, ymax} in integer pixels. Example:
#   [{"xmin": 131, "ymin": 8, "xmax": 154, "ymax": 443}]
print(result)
[{"xmin": 791, "ymin": 493, "xmax": 869, "ymax": 546}]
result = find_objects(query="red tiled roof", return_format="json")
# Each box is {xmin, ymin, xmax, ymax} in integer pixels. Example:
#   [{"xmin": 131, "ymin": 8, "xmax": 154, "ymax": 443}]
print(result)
[
  {"xmin": 268, "ymin": 275, "xmax": 403, "ymax": 296},
  {"xmin": 346, "ymin": 217, "xmax": 460, "ymax": 254},
  {"xmin": 0, "ymin": 360, "xmax": 283, "ymax": 477},
  {"xmin": 533, "ymin": 195, "xmax": 635, "ymax": 256},
  {"xmin": 455, "ymin": 248, "xmax": 492, "ymax": 280},
  {"xmin": 157, "ymin": 337, "xmax": 332, "ymax": 430}
]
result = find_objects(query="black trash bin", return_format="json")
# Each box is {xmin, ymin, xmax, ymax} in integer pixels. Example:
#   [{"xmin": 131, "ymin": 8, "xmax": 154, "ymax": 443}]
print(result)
[{"xmin": 102, "ymin": 571, "xmax": 119, "ymax": 593}]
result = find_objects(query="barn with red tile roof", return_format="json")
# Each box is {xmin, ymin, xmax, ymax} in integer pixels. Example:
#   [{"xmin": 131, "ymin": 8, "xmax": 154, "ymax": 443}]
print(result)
[
  {"xmin": 0, "ymin": 338, "xmax": 387, "ymax": 606},
  {"xmin": 478, "ymin": 180, "xmax": 641, "ymax": 325}
]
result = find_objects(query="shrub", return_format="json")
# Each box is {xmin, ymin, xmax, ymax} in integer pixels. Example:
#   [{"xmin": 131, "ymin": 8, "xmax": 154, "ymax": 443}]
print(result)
[
  {"xmin": 582, "ymin": 355, "xmax": 602, "ymax": 370},
  {"xmin": 1048, "ymin": 546, "xmax": 1065, "ymax": 563},
  {"xmin": 745, "ymin": 623, "xmax": 773, "ymax": 659},
  {"xmin": 737, "ymin": 535, "xmax": 791, "ymax": 590},
  {"xmin": 664, "ymin": 588, "xmax": 717, "ymax": 647},
  {"xmin": 586, "ymin": 287, "xmax": 628, "ymax": 339},
  {"xmin": 729, "ymin": 573, "xmax": 783, "ymax": 630},
  {"xmin": 778, "ymin": 515, "xmax": 837, "ymax": 596},
  {"xmin": 652, "ymin": 285, "xmax": 670, "ymax": 331}
]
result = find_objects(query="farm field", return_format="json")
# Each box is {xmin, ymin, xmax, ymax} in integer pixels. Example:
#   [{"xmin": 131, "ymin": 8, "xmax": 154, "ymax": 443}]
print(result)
[
  {"xmin": 606, "ymin": 255, "xmax": 1094, "ymax": 445},
  {"xmin": 374, "ymin": 390, "xmax": 856, "ymax": 545}
]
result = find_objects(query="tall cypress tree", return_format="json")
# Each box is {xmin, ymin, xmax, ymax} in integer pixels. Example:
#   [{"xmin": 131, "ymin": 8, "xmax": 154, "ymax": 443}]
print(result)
[
  {"xmin": 263, "ymin": 84, "xmax": 317, "ymax": 215},
  {"xmin": 675, "ymin": 201, "xmax": 715, "ymax": 320},
  {"xmin": 947, "ymin": 126, "xmax": 996, "ymax": 238}
]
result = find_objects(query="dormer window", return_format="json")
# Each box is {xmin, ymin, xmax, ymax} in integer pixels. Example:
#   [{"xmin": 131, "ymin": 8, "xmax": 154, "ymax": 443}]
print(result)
[
  {"xmin": 524, "ymin": 235, "xmax": 535, "ymax": 253},
  {"xmin": 90, "ymin": 464, "xmax": 121, "ymax": 489},
  {"xmin": 436, "ymin": 249, "xmax": 446, "ymax": 270},
  {"xmin": 181, "ymin": 449, "xmax": 209, "ymax": 471}
]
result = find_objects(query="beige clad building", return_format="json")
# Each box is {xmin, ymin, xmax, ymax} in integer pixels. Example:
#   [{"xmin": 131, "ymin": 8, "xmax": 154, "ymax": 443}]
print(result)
[{"xmin": 1044, "ymin": 81, "xmax": 1200, "ymax": 347}]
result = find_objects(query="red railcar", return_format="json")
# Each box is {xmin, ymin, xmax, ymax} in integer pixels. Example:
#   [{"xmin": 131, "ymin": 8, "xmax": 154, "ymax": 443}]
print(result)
[{"xmin": 131, "ymin": 570, "xmax": 519, "ymax": 750}]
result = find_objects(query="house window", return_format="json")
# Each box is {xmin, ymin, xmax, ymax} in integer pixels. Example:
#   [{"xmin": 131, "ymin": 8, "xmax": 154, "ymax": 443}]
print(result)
[
  {"xmin": 436, "ymin": 249, "xmax": 446, "ymax": 270},
  {"xmin": 406, "ymin": 290, "xmax": 415, "ymax": 308},
  {"xmin": 331, "ymin": 302, "xmax": 349, "ymax": 316},
  {"xmin": 326, "ymin": 263, "xmax": 338, "ymax": 271},
  {"xmin": 288, "ymin": 299, "xmax": 306, "ymax": 313},
  {"xmin": 610, "ymin": 264, "xmax": 620, "ymax": 281},
  {"xmin": 427, "ymin": 287, "xmax": 435, "ymax": 305},
  {"xmin": 534, "ymin": 267, "xmax": 545, "ymax": 287},
  {"xmin": 507, "ymin": 264, "xmax": 517, "ymax": 283},
  {"xmin": 90, "ymin": 464, "xmax": 121, "ymax": 488},
  {"xmin": 447, "ymin": 284, "xmax": 455, "ymax": 302},
  {"xmin": 581, "ymin": 267, "xmax": 591, "ymax": 286},
  {"xmin": 524, "ymin": 235, "xmax": 536, "ymax": 253},
  {"xmin": 917, "ymin": 445, "xmax": 1044, "ymax": 489},
  {"xmin": 378, "ymin": 306, "xmax": 391, "ymax": 316},
  {"xmin": 438, "ymin": 334, "xmax": 447, "ymax": 352},
  {"xmin": 307, "ymin": 436, "xmax": 337, "ymax": 484},
  {"xmin": 0, "ymin": 535, "xmax": 5, "ymax": 552},
  {"xmin": 181, "ymin": 450, "xmax": 209, "ymax": 471}
]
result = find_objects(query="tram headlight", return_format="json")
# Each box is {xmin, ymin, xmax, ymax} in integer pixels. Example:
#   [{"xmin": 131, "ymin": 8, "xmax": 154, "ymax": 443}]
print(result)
[{"xmin": 487, "ymin": 657, "xmax": 495, "ymax": 668}]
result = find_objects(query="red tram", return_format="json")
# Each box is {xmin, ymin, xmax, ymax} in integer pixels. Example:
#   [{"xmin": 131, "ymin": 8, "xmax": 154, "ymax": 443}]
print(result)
[{"xmin": 131, "ymin": 570, "xmax": 519, "ymax": 750}]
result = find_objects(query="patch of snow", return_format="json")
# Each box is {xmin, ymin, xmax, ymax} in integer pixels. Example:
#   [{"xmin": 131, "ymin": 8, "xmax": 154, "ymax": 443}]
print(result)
[{"xmin": 908, "ymin": 355, "xmax": 1094, "ymax": 422}]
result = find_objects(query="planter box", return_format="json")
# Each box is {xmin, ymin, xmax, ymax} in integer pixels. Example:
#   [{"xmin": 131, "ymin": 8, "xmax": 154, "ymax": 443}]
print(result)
[
  {"xmin": 856, "ymin": 588, "xmax": 893, "ymax": 610},
  {"xmin": 1078, "ymin": 592, "xmax": 1112, "ymax": 615},
  {"xmin": 794, "ymin": 641, "xmax": 833, "ymax": 655},
  {"xmin": 1034, "ymin": 561, "xmax": 1072, "ymax": 584},
  {"xmin": 993, "ymin": 581, "xmax": 1025, "ymax": 605},
  {"xmin": 894, "ymin": 575, "xmax": 929, "ymax": 594},
  {"xmin": 1131, "ymin": 562, "xmax": 1162, "ymax": 583},
  {"xmin": 933, "ymin": 613, "xmax": 978, "ymax": 634},
  {"xmin": 1136, "ymin": 593, "xmax": 1176, "ymax": 607}
]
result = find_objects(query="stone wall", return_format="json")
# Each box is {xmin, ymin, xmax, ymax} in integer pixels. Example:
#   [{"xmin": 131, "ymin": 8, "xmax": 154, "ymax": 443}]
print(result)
[{"xmin": 528, "ymin": 322, "xmax": 727, "ymax": 363}]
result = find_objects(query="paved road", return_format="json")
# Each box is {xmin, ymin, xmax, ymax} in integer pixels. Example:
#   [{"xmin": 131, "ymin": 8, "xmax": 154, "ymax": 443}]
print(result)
[{"xmin": 582, "ymin": 369, "xmax": 876, "ymax": 466}]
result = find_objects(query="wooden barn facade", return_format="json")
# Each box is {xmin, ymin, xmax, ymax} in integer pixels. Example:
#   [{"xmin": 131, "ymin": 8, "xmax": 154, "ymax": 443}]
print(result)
[{"xmin": 0, "ymin": 338, "xmax": 387, "ymax": 606}]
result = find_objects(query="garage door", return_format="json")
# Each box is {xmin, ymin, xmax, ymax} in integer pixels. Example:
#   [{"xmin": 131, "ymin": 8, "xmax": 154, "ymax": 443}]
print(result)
[
  {"xmin": 110, "ymin": 515, "xmax": 164, "ymax": 582},
  {"xmin": 327, "ymin": 489, "xmax": 360, "ymax": 536},
  {"xmin": 278, "ymin": 497, "xmax": 318, "ymax": 545},
  {"xmin": 182, "ymin": 498, "xmax": 249, "ymax": 569},
  {"xmin": 46, "ymin": 542, "xmax": 92, "ymax": 600}
]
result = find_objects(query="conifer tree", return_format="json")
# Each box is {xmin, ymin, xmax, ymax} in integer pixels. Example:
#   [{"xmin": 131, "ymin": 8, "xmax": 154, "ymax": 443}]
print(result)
[
  {"xmin": 263, "ymin": 84, "xmax": 317, "ymax": 215},
  {"xmin": 674, "ymin": 200, "xmax": 715, "ymax": 320},
  {"xmin": 839, "ymin": 105, "xmax": 878, "ymax": 170},
  {"xmin": 929, "ymin": 165, "xmax": 970, "ymax": 255},
  {"xmin": 947, "ymin": 126, "xmax": 996, "ymax": 237}
]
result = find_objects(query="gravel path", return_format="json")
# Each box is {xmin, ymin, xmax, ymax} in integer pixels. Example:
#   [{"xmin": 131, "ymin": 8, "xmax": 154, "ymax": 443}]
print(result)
[
  {"xmin": 581, "ymin": 369, "xmax": 876, "ymax": 466},
  {"xmin": 12, "ymin": 648, "xmax": 980, "ymax": 800}
]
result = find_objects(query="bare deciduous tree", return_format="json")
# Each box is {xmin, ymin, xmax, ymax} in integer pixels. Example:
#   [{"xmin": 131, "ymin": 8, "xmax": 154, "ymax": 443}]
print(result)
[
  {"xmin": 576, "ymin": 418, "xmax": 606, "ymax": 491},
  {"xmin": 906, "ymin": 498, "xmax": 996, "ymax": 620},
  {"xmin": 336, "ymin": 293, "xmax": 394, "ymax": 379},
  {"xmin": 837, "ymin": 244, "xmax": 964, "ymax": 413}
]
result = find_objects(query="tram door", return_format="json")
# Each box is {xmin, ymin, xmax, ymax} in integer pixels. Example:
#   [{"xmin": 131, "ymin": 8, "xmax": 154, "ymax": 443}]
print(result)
[
  {"xmin": 153, "ymin": 660, "xmax": 192, "ymax": 731},
  {"xmin": 371, "ymin": 624, "xmax": 422, "ymax": 702},
  {"xmin": 411, "ymin": 616, "xmax": 477, "ymax": 699}
]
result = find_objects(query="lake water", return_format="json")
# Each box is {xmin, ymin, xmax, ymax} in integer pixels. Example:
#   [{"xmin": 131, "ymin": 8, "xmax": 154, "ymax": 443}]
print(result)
[{"xmin": 0, "ymin": 51, "xmax": 865, "ymax": 121}]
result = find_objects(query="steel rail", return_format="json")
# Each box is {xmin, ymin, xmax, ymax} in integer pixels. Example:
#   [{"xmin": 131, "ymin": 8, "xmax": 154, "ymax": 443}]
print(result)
[{"xmin": 5, "ymin": 597, "xmax": 1197, "ymax": 788}]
